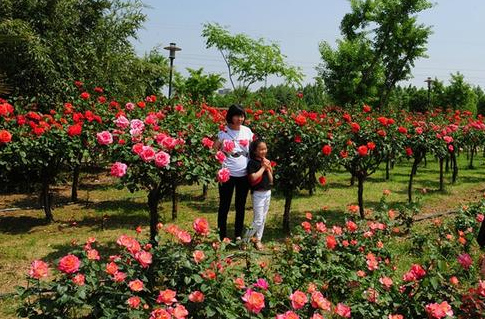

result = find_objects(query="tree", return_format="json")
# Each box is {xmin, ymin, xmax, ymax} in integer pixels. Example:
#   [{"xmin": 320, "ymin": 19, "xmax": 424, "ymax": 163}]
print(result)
[
  {"xmin": 0, "ymin": 0, "xmax": 163, "ymax": 107},
  {"xmin": 174, "ymin": 68, "xmax": 225, "ymax": 104},
  {"xmin": 318, "ymin": 0, "xmax": 433, "ymax": 109},
  {"xmin": 202, "ymin": 23, "xmax": 303, "ymax": 100},
  {"xmin": 443, "ymin": 72, "xmax": 478, "ymax": 113}
]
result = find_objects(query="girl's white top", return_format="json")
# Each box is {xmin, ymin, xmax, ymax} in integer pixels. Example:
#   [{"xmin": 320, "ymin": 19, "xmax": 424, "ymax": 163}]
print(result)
[{"xmin": 217, "ymin": 125, "xmax": 254, "ymax": 177}]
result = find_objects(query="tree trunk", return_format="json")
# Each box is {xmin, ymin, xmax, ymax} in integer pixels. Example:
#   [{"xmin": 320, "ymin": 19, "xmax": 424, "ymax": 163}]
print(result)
[
  {"xmin": 283, "ymin": 192, "xmax": 292, "ymax": 234},
  {"xmin": 439, "ymin": 158, "xmax": 444, "ymax": 191},
  {"xmin": 71, "ymin": 163, "xmax": 81, "ymax": 202},
  {"xmin": 41, "ymin": 170, "xmax": 54, "ymax": 222},
  {"xmin": 469, "ymin": 146, "xmax": 475, "ymax": 169},
  {"xmin": 308, "ymin": 167, "xmax": 316, "ymax": 195},
  {"xmin": 171, "ymin": 182, "xmax": 178, "ymax": 220},
  {"xmin": 385, "ymin": 156, "xmax": 390, "ymax": 180},
  {"xmin": 202, "ymin": 184, "xmax": 208, "ymax": 201},
  {"xmin": 148, "ymin": 186, "xmax": 161, "ymax": 243},
  {"xmin": 350, "ymin": 174, "xmax": 355, "ymax": 186},
  {"xmin": 445, "ymin": 157, "xmax": 449, "ymax": 173},
  {"xmin": 423, "ymin": 155, "xmax": 427, "ymax": 168},
  {"xmin": 408, "ymin": 154, "xmax": 422, "ymax": 203},
  {"xmin": 357, "ymin": 174, "xmax": 365, "ymax": 219},
  {"xmin": 452, "ymin": 152, "xmax": 458, "ymax": 183}
]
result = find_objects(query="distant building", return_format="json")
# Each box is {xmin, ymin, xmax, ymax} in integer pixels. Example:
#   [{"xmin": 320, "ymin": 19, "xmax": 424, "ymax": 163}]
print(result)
[{"xmin": 217, "ymin": 88, "xmax": 231, "ymax": 95}]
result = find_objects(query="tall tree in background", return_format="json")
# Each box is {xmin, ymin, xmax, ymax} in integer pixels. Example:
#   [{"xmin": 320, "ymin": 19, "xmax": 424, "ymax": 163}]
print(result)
[
  {"xmin": 0, "ymin": 0, "xmax": 168, "ymax": 107},
  {"xmin": 202, "ymin": 23, "xmax": 303, "ymax": 101},
  {"xmin": 318, "ymin": 0, "xmax": 432, "ymax": 108},
  {"xmin": 444, "ymin": 72, "xmax": 478, "ymax": 113},
  {"xmin": 174, "ymin": 68, "xmax": 225, "ymax": 104}
]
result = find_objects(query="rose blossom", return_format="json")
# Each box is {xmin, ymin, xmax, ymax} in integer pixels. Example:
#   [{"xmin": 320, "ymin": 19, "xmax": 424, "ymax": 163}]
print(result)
[
  {"xmin": 202, "ymin": 137, "xmax": 214, "ymax": 148},
  {"xmin": 171, "ymin": 304, "xmax": 189, "ymax": 319},
  {"xmin": 215, "ymin": 151, "xmax": 226, "ymax": 164},
  {"xmin": 29, "ymin": 260, "xmax": 49, "ymax": 279},
  {"xmin": 114, "ymin": 115, "xmax": 129, "ymax": 128},
  {"xmin": 128, "ymin": 279, "xmax": 144, "ymax": 292},
  {"xmin": 110, "ymin": 162, "xmax": 127, "ymax": 177},
  {"xmin": 72, "ymin": 273, "xmax": 85, "ymax": 286},
  {"xmin": 150, "ymin": 308, "xmax": 171, "ymax": 319},
  {"xmin": 135, "ymin": 250, "xmax": 152, "ymax": 268},
  {"xmin": 157, "ymin": 289, "xmax": 177, "ymax": 305},
  {"xmin": 96, "ymin": 131, "xmax": 113, "ymax": 145},
  {"xmin": 289, "ymin": 290, "xmax": 308, "ymax": 310},
  {"xmin": 242, "ymin": 289, "xmax": 265, "ymax": 314},
  {"xmin": 189, "ymin": 291, "xmax": 205, "ymax": 303},
  {"xmin": 58, "ymin": 254, "xmax": 81, "ymax": 274},
  {"xmin": 311, "ymin": 291, "xmax": 331, "ymax": 311},
  {"xmin": 425, "ymin": 301, "xmax": 453, "ymax": 318},
  {"xmin": 193, "ymin": 218, "xmax": 210, "ymax": 236},
  {"xmin": 154, "ymin": 151, "xmax": 170, "ymax": 167},
  {"xmin": 127, "ymin": 296, "xmax": 141, "ymax": 309},
  {"xmin": 193, "ymin": 250, "xmax": 205, "ymax": 263},
  {"xmin": 139, "ymin": 145, "xmax": 156, "ymax": 162},
  {"xmin": 457, "ymin": 253, "xmax": 473, "ymax": 270},
  {"xmin": 335, "ymin": 303, "xmax": 351, "ymax": 318},
  {"xmin": 217, "ymin": 168, "xmax": 230, "ymax": 183}
]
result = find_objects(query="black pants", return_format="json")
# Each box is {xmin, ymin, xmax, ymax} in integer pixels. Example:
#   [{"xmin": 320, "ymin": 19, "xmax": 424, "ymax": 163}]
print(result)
[{"xmin": 218, "ymin": 176, "xmax": 249, "ymax": 240}]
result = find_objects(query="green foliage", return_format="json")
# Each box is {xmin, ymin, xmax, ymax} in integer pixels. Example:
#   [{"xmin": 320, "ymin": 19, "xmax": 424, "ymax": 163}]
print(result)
[
  {"xmin": 0, "ymin": 0, "xmax": 167, "ymax": 108},
  {"xmin": 319, "ymin": 0, "xmax": 433, "ymax": 109},
  {"xmin": 175, "ymin": 68, "xmax": 225, "ymax": 104},
  {"xmin": 202, "ymin": 23, "xmax": 303, "ymax": 100}
]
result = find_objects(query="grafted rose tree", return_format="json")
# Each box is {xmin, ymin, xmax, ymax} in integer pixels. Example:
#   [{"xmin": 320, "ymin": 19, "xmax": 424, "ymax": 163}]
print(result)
[
  {"xmin": 461, "ymin": 116, "xmax": 485, "ymax": 169},
  {"xmin": 251, "ymin": 108, "xmax": 336, "ymax": 233},
  {"xmin": 0, "ymin": 98, "xmax": 102, "ymax": 221},
  {"xmin": 334, "ymin": 105, "xmax": 392, "ymax": 218},
  {"xmin": 99, "ymin": 99, "xmax": 219, "ymax": 241}
]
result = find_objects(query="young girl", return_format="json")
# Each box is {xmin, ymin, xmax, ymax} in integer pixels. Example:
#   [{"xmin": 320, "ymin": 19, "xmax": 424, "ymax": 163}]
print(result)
[{"xmin": 245, "ymin": 139, "xmax": 273, "ymax": 250}]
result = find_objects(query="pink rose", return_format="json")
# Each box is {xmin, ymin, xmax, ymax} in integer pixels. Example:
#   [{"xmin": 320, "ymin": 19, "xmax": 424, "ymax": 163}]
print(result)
[
  {"xmin": 162, "ymin": 136, "xmax": 177, "ymax": 150},
  {"xmin": 58, "ymin": 254, "xmax": 81, "ymax": 274},
  {"xmin": 96, "ymin": 131, "xmax": 113, "ymax": 145},
  {"xmin": 154, "ymin": 151, "xmax": 170, "ymax": 167},
  {"xmin": 127, "ymin": 296, "xmax": 141, "ymax": 309},
  {"xmin": 157, "ymin": 289, "xmax": 177, "ymax": 305},
  {"xmin": 425, "ymin": 301, "xmax": 453, "ymax": 318},
  {"xmin": 217, "ymin": 168, "xmax": 230, "ymax": 183},
  {"xmin": 222, "ymin": 139, "xmax": 235, "ymax": 153},
  {"xmin": 202, "ymin": 137, "xmax": 214, "ymax": 148},
  {"xmin": 335, "ymin": 303, "xmax": 351, "ymax": 318},
  {"xmin": 193, "ymin": 218, "xmax": 210, "ymax": 236},
  {"xmin": 139, "ymin": 146, "xmax": 156, "ymax": 162},
  {"xmin": 188, "ymin": 291, "xmax": 205, "ymax": 303},
  {"xmin": 110, "ymin": 162, "xmax": 127, "ymax": 177},
  {"xmin": 29, "ymin": 260, "xmax": 49, "ymax": 279},
  {"xmin": 289, "ymin": 290, "xmax": 308, "ymax": 310},
  {"xmin": 125, "ymin": 102, "xmax": 135, "ymax": 111},
  {"xmin": 72, "ymin": 273, "xmax": 85, "ymax": 286},
  {"xmin": 135, "ymin": 250, "xmax": 152, "ymax": 268},
  {"xmin": 241, "ymin": 289, "xmax": 265, "ymax": 314},
  {"xmin": 193, "ymin": 250, "xmax": 205, "ymax": 263},
  {"xmin": 215, "ymin": 151, "xmax": 226, "ymax": 164},
  {"xmin": 172, "ymin": 304, "xmax": 189, "ymax": 319},
  {"xmin": 114, "ymin": 115, "xmax": 129, "ymax": 128},
  {"xmin": 128, "ymin": 279, "xmax": 144, "ymax": 292}
]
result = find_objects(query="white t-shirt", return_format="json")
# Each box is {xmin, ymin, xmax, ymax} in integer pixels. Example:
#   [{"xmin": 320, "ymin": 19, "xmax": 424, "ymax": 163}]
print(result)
[{"xmin": 217, "ymin": 125, "xmax": 254, "ymax": 177}]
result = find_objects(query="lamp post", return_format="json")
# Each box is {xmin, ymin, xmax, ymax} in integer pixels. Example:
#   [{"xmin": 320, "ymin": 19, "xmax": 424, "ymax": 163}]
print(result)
[
  {"xmin": 424, "ymin": 76, "xmax": 433, "ymax": 108},
  {"xmin": 164, "ymin": 43, "xmax": 181, "ymax": 99}
]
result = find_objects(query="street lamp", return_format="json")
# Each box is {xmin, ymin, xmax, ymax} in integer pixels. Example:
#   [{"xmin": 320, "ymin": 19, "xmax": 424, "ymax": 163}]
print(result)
[
  {"xmin": 164, "ymin": 42, "xmax": 182, "ymax": 99},
  {"xmin": 424, "ymin": 76, "xmax": 433, "ymax": 108}
]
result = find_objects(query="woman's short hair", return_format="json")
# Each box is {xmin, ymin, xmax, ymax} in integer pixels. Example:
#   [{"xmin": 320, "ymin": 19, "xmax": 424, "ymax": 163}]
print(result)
[{"xmin": 226, "ymin": 104, "xmax": 246, "ymax": 124}]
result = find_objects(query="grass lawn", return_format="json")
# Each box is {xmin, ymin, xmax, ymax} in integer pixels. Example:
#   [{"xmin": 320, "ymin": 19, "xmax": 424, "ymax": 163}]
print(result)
[{"xmin": 1, "ymin": 154, "xmax": 485, "ymax": 318}]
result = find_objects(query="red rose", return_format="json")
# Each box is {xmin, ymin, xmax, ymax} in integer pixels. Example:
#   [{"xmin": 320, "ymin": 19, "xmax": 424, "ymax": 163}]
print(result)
[
  {"xmin": 405, "ymin": 147, "xmax": 413, "ymax": 156},
  {"xmin": 357, "ymin": 145, "xmax": 368, "ymax": 156},
  {"xmin": 398, "ymin": 126, "xmax": 407, "ymax": 134},
  {"xmin": 80, "ymin": 92, "xmax": 90, "ymax": 100},
  {"xmin": 362, "ymin": 104, "xmax": 371, "ymax": 113},
  {"xmin": 322, "ymin": 144, "xmax": 332, "ymax": 156},
  {"xmin": 0, "ymin": 129, "xmax": 12, "ymax": 143},
  {"xmin": 67, "ymin": 124, "xmax": 82, "ymax": 137},
  {"xmin": 295, "ymin": 114, "xmax": 306, "ymax": 126},
  {"xmin": 367, "ymin": 142, "xmax": 376, "ymax": 150},
  {"xmin": 350, "ymin": 122, "xmax": 360, "ymax": 133}
]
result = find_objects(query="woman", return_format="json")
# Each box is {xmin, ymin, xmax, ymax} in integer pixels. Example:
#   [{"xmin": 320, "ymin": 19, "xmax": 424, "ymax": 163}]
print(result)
[{"xmin": 214, "ymin": 104, "xmax": 254, "ymax": 240}]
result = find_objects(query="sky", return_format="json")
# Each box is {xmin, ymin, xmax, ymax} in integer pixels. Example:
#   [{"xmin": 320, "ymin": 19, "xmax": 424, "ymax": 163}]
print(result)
[{"xmin": 133, "ymin": 0, "xmax": 485, "ymax": 91}]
